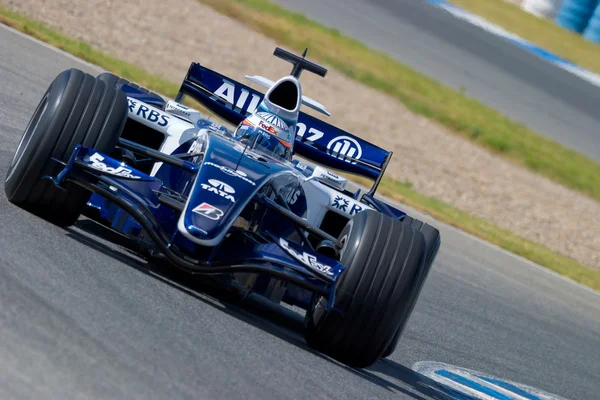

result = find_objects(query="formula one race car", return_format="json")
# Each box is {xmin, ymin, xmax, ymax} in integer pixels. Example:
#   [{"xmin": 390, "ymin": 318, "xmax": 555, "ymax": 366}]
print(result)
[{"xmin": 5, "ymin": 47, "xmax": 440, "ymax": 368}]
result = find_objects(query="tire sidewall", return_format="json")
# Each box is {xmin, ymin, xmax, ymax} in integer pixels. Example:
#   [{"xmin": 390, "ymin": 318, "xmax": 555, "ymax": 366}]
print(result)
[
  {"xmin": 5, "ymin": 70, "xmax": 75, "ymax": 202},
  {"xmin": 306, "ymin": 210, "xmax": 426, "ymax": 367},
  {"xmin": 336, "ymin": 210, "xmax": 369, "ymax": 269}
]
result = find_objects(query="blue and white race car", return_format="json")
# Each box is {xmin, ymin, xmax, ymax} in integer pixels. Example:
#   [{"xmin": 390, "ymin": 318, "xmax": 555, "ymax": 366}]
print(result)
[{"xmin": 5, "ymin": 47, "xmax": 440, "ymax": 368}]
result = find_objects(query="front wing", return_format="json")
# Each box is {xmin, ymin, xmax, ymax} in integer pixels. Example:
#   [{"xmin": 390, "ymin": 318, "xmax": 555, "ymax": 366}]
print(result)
[{"xmin": 52, "ymin": 143, "xmax": 344, "ymax": 297}]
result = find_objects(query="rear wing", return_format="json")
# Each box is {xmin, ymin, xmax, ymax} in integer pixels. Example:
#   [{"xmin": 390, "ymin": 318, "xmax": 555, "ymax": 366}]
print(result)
[{"xmin": 175, "ymin": 63, "xmax": 392, "ymax": 194}]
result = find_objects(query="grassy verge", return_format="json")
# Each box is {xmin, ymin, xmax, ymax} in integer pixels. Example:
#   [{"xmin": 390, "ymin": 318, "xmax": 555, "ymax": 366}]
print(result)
[
  {"xmin": 198, "ymin": 0, "xmax": 600, "ymax": 203},
  {"xmin": 451, "ymin": 0, "xmax": 600, "ymax": 76},
  {"xmin": 1, "ymin": 8, "xmax": 599, "ymax": 291}
]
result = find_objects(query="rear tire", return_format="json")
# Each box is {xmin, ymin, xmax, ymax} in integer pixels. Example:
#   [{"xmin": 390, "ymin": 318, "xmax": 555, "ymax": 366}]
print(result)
[
  {"xmin": 380, "ymin": 216, "xmax": 440, "ymax": 358},
  {"xmin": 5, "ymin": 68, "xmax": 127, "ymax": 226},
  {"xmin": 305, "ymin": 210, "xmax": 426, "ymax": 368}
]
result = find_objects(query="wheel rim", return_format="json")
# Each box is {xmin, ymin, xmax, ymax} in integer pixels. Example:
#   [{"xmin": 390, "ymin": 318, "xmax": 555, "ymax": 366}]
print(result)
[
  {"xmin": 337, "ymin": 218, "xmax": 354, "ymax": 261},
  {"xmin": 308, "ymin": 218, "xmax": 355, "ymax": 325},
  {"xmin": 6, "ymin": 94, "xmax": 48, "ymax": 181}
]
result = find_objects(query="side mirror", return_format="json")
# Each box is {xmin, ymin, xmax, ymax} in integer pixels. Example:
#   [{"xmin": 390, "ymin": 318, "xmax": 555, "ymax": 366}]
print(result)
[{"xmin": 305, "ymin": 165, "xmax": 348, "ymax": 191}]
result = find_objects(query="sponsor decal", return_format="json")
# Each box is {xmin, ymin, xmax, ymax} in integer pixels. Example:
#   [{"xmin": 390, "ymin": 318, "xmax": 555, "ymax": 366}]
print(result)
[
  {"xmin": 200, "ymin": 179, "xmax": 236, "ymax": 203},
  {"xmin": 332, "ymin": 195, "xmax": 364, "ymax": 216},
  {"xmin": 166, "ymin": 101, "xmax": 191, "ymax": 117},
  {"xmin": 203, "ymin": 162, "xmax": 255, "ymax": 186},
  {"xmin": 256, "ymin": 111, "xmax": 289, "ymax": 130},
  {"xmin": 294, "ymin": 161, "xmax": 308, "ymax": 171},
  {"xmin": 213, "ymin": 80, "xmax": 262, "ymax": 114},
  {"xmin": 189, "ymin": 225, "xmax": 209, "ymax": 235},
  {"xmin": 279, "ymin": 238, "xmax": 334, "ymax": 276},
  {"xmin": 88, "ymin": 152, "xmax": 141, "ymax": 179},
  {"xmin": 258, "ymin": 120, "xmax": 278, "ymax": 134},
  {"xmin": 289, "ymin": 189, "xmax": 300, "ymax": 205},
  {"xmin": 279, "ymin": 185, "xmax": 301, "ymax": 205},
  {"xmin": 192, "ymin": 202, "xmax": 224, "ymax": 221},
  {"xmin": 327, "ymin": 136, "xmax": 363, "ymax": 163},
  {"xmin": 209, "ymin": 81, "xmax": 369, "ymax": 164},
  {"xmin": 332, "ymin": 195, "xmax": 349, "ymax": 212},
  {"xmin": 320, "ymin": 170, "xmax": 344, "ymax": 186},
  {"xmin": 128, "ymin": 99, "xmax": 170, "ymax": 127},
  {"xmin": 196, "ymin": 120, "xmax": 227, "ymax": 132},
  {"xmin": 295, "ymin": 122, "xmax": 324, "ymax": 143},
  {"xmin": 188, "ymin": 139, "xmax": 204, "ymax": 155},
  {"xmin": 209, "ymin": 81, "xmax": 369, "ymax": 163},
  {"xmin": 326, "ymin": 170, "xmax": 341, "ymax": 179}
]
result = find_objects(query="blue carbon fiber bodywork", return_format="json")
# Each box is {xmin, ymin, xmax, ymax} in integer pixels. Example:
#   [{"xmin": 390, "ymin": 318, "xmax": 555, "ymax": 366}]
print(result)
[
  {"xmin": 55, "ymin": 68, "xmax": 412, "ymax": 310},
  {"xmin": 61, "ymin": 136, "xmax": 342, "ymax": 307}
]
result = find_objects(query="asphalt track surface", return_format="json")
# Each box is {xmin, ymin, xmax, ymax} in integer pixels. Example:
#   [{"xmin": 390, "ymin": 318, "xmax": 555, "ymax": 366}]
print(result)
[
  {"xmin": 274, "ymin": 0, "xmax": 600, "ymax": 162},
  {"xmin": 1, "ymin": 24, "xmax": 600, "ymax": 400}
]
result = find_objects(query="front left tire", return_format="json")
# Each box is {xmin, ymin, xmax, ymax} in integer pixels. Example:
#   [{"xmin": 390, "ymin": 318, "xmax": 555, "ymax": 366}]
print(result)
[{"xmin": 5, "ymin": 68, "xmax": 128, "ymax": 226}]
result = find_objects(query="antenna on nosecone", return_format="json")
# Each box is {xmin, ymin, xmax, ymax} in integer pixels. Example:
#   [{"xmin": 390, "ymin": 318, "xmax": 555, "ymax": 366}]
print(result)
[{"xmin": 273, "ymin": 47, "xmax": 328, "ymax": 79}]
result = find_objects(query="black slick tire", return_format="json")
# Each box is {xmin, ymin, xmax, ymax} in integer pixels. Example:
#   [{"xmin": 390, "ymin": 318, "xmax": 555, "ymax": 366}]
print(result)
[
  {"xmin": 380, "ymin": 216, "xmax": 441, "ymax": 358},
  {"xmin": 305, "ymin": 209, "xmax": 426, "ymax": 368},
  {"xmin": 4, "ymin": 68, "xmax": 127, "ymax": 226}
]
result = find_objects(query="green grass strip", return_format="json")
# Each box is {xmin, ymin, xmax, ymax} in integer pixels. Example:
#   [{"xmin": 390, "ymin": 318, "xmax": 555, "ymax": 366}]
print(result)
[
  {"xmin": 198, "ymin": 0, "xmax": 600, "ymax": 203},
  {"xmin": 1, "ymin": 7, "xmax": 598, "ymax": 291}
]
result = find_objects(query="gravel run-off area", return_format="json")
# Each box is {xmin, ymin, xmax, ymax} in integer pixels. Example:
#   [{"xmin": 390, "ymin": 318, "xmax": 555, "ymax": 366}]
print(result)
[{"xmin": 2, "ymin": 0, "xmax": 599, "ymax": 269}]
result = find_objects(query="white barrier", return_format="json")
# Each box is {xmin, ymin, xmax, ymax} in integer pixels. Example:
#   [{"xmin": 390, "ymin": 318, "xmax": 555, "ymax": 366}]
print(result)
[{"xmin": 521, "ymin": 0, "xmax": 563, "ymax": 18}]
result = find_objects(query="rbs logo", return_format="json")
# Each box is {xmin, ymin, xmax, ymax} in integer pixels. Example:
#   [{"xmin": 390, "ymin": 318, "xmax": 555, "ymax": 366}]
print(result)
[{"xmin": 128, "ymin": 99, "xmax": 170, "ymax": 127}]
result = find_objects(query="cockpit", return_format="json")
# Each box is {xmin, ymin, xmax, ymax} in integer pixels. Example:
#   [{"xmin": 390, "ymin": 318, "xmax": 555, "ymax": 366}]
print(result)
[{"xmin": 233, "ymin": 122, "xmax": 293, "ymax": 161}]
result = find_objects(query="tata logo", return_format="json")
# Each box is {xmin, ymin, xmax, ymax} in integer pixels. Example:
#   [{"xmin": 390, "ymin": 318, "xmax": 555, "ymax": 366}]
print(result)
[
  {"xmin": 200, "ymin": 179, "xmax": 236, "ymax": 203},
  {"xmin": 327, "ymin": 136, "xmax": 363, "ymax": 163}
]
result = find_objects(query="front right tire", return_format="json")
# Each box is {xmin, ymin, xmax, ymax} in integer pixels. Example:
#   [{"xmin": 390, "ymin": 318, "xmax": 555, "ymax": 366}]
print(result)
[
  {"xmin": 305, "ymin": 210, "xmax": 426, "ymax": 368},
  {"xmin": 380, "ymin": 216, "xmax": 440, "ymax": 358}
]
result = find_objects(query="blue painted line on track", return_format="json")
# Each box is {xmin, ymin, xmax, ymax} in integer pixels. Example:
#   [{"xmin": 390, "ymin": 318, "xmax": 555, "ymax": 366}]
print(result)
[
  {"xmin": 435, "ymin": 369, "xmax": 515, "ymax": 399},
  {"xmin": 477, "ymin": 375, "xmax": 542, "ymax": 400}
]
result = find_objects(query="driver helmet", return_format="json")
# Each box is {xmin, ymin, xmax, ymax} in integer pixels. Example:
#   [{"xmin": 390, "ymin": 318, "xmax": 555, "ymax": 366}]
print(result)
[{"xmin": 234, "ymin": 114, "xmax": 294, "ymax": 160}]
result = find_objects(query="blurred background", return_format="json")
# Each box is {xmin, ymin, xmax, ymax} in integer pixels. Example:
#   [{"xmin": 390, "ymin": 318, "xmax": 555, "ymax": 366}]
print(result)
[{"xmin": 516, "ymin": 0, "xmax": 600, "ymax": 42}]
